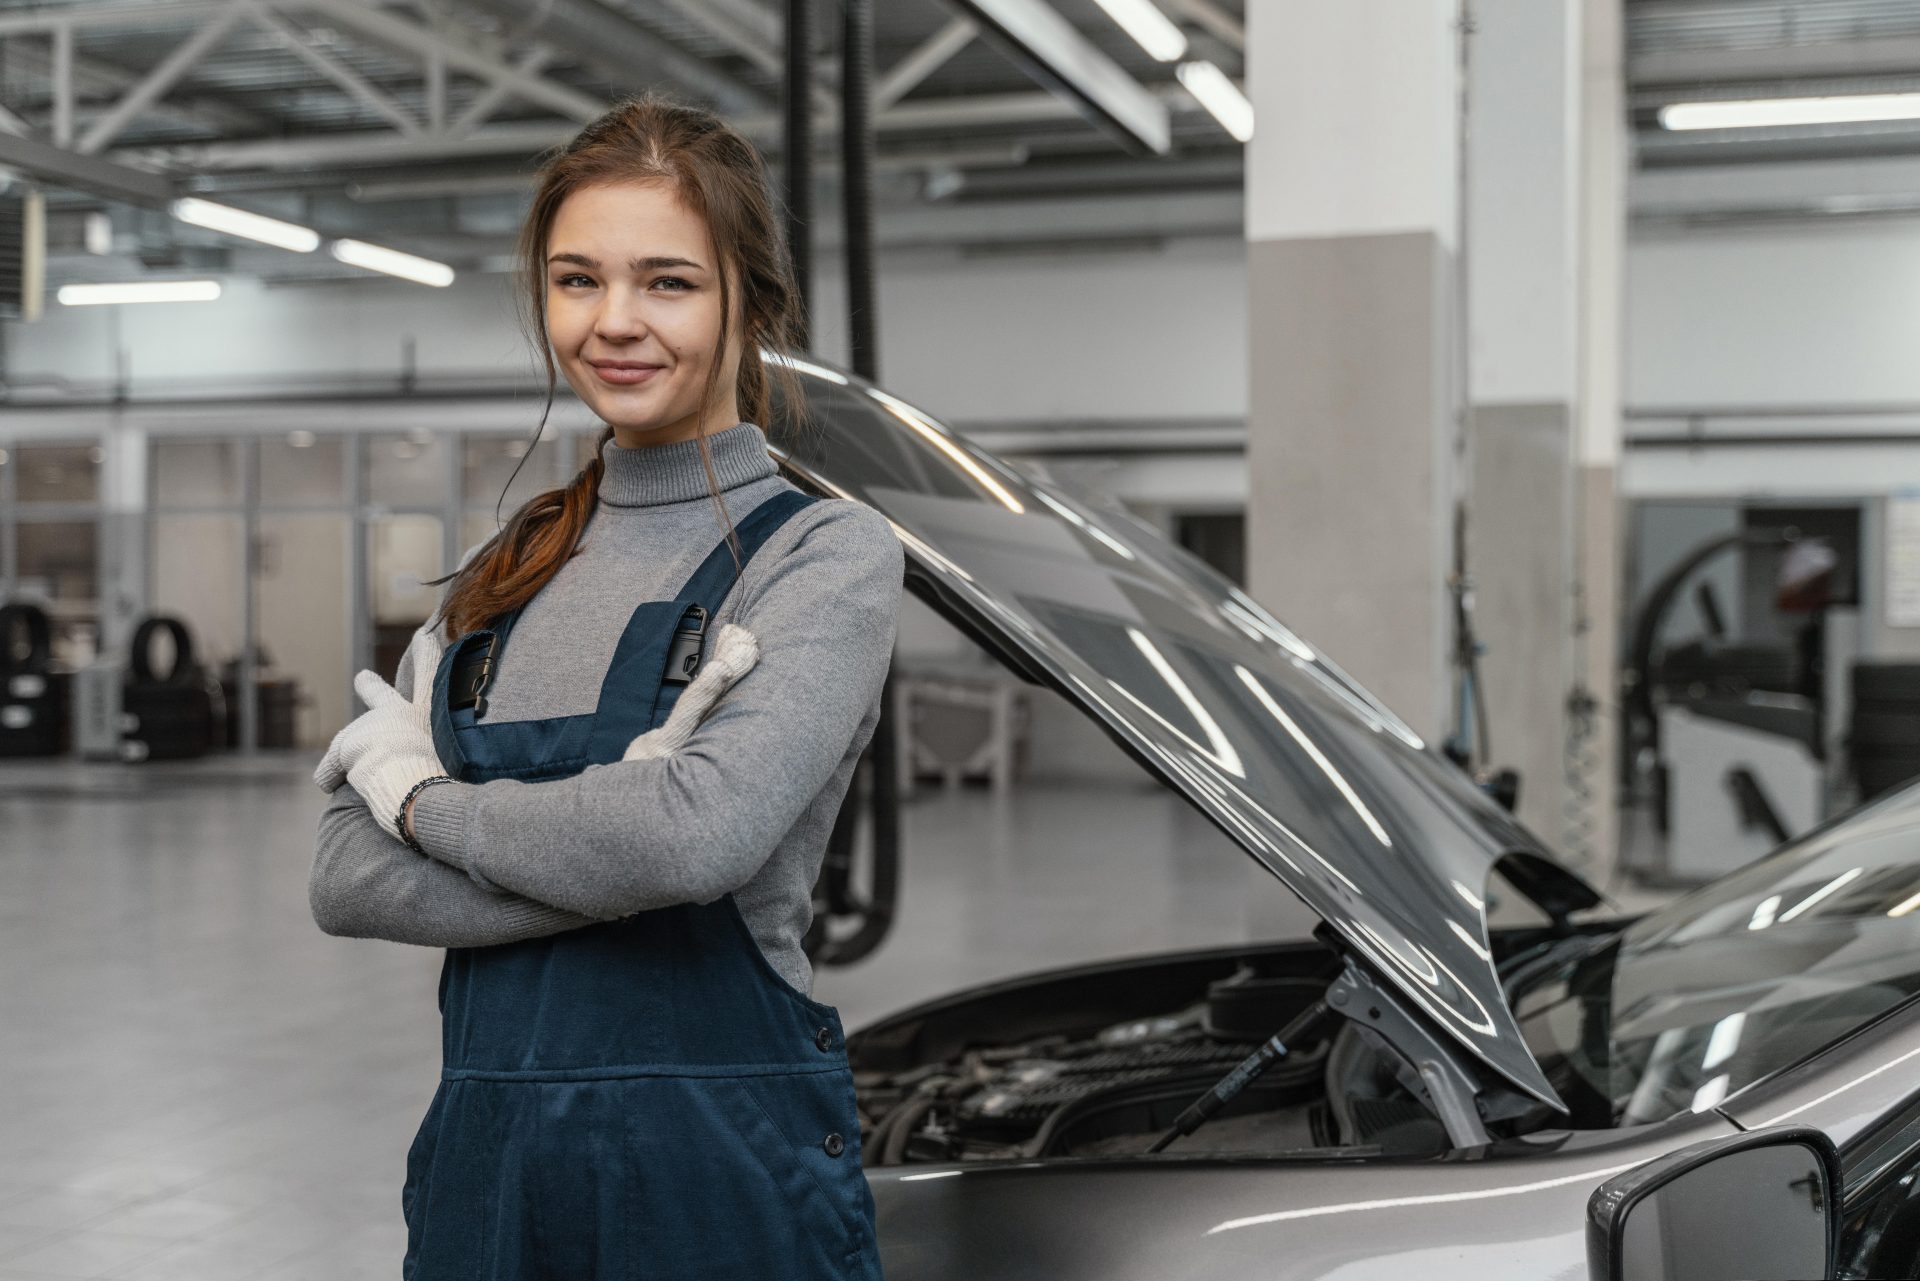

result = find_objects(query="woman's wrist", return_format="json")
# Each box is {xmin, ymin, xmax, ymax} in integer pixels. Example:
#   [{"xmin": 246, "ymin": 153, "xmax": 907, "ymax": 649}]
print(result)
[{"xmin": 397, "ymin": 774, "xmax": 455, "ymax": 854}]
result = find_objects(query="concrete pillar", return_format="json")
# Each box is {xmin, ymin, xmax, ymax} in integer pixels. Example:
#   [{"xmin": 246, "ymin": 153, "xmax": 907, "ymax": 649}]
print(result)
[
  {"xmin": 1462, "ymin": 0, "xmax": 1581, "ymax": 856},
  {"xmin": 1243, "ymin": 3, "xmax": 1461, "ymax": 941},
  {"xmin": 1244, "ymin": 2, "xmax": 1462, "ymax": 745}
]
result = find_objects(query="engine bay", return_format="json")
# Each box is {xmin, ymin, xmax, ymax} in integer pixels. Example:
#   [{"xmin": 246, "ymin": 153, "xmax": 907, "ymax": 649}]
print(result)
[{"xmin": 849, "ymin": 942, "xmax": 1470, "ymax": 1165}]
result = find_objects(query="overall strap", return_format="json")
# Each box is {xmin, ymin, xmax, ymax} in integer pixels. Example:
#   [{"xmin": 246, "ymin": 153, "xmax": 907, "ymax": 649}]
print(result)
[
  {"xmin": 580, "ymin": 489, "xmax": 824, "ymax": 760},
  {"xmin": 673, "ymin": 488, "xmax": 823, "ymax": 614}
]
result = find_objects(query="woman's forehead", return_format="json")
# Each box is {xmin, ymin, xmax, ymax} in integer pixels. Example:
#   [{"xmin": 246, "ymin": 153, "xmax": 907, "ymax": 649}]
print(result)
[{"xmin": 550, "ymin": 182, "xmax": 711, "ymax": 260}]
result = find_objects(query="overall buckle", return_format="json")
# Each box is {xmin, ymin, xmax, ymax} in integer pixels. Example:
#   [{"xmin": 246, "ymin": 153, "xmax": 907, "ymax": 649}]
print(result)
[
  {"xmin": 449, "ymin": 633, "xmax": 499, "ymax": 715},
  {"xmin": 662, "ymin": 605, "xmax": 708, "ymax": 686}
]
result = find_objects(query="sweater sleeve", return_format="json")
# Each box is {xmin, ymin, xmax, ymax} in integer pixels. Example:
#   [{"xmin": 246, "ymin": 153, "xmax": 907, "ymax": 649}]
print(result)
[
  {"xmin": 307, "ymin": 626, "xmax": 612, "ymax": 947},
  {"xmin": 404, "ymin": 500, "xmax": 904, "ymax": 919}
]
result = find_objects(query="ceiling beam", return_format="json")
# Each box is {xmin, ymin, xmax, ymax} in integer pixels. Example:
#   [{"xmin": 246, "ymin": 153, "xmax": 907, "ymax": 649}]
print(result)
[
  {"xmin": 281, "ymin": 0, "xmax": 608, "ymax": 123},
  {"xmin": 247, "ymin": 5, "xmax": 423, "ymax": 137},
  {"xmin": 3, "ymin": 26, "xmax": 276, "ymax": 138},
  {"xmin": 453, "ymin": 0, "xmax": 767, "ymax": 115},
  {"xmin": 117, "ymin": 80, "xmax": 1206, "ymax": 171},
  {"xmin": 0, "ymin": 128, "xmax": 176, "ymax": 205},
  {"xmin": 74, "ymin": 0, "xmax": 252, "ymax": 154},
  {"xmin": 448, "ymin": 44, "xmax": 559, "ymax": 137},
  {"xmin": 1632, "ymin": 37, "xmax": 1920, "ymax": 86},
  {"xmin": 877, "ymin": 17, "xmax": 978, "ymax": 109}
]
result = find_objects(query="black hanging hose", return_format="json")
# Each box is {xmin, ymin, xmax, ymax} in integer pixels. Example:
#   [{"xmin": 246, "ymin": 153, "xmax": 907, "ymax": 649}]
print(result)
[
  {"xmin": 805, "ymin": 0, "xmax": 899, "ymax": 969},
  {"xmin": 841, "ymin": 0, "xmax": 877, "ymax": 379},
  {"xmin": 784, "ymin": 0, "xmax": 814, "ymax": 349}
]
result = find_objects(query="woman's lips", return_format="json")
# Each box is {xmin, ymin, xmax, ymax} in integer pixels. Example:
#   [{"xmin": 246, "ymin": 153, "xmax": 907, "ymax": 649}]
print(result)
[{"xmin": 591, "ymin": 364, "xmax": 663, "ymax": 385}]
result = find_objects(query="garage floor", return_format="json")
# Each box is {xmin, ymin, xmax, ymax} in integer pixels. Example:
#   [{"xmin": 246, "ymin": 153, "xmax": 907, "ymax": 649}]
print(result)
[{"xmin": 0, "ymin": 756, "xmax": 1274, "ymax": 1278}]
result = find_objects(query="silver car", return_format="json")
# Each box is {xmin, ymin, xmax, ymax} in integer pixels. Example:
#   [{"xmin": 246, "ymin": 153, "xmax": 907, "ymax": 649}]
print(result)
[{"xmin": 774, "ymin": 356, "xmax": 1908, "ymax": 1281}]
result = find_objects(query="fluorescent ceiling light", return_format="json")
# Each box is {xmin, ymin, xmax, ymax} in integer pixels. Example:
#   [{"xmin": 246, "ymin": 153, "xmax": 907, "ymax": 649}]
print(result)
[
  {"xmin": 169, "ymin": 197, "xmax": 320, "ymax": 252},
  {"xmin": 1660, "ymin": 93, "xmax": 1920, "ymax": 131},
  {"xmin": 57, "ymin": 280, "xmax": 222, "ymax": 305},
  {"xmin": 1090, "ymin": 0, "xmax": 1186, "ymax": 61},
  {"xmin": 953, "ymin": 0, "xmax": 1171, "ymax": 155},
  {"xmin": 1176, "ymin": 60, "xmax": 1253, "ymax": 142},
  {"xmin": 329, "ymin": 238, "xmax": 455, "ymax": 286}
]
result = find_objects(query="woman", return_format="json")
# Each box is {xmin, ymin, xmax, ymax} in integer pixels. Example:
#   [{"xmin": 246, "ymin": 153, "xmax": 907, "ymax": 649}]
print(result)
[{"xmin": 308, "ymin": 91, "xmax": 900, "ymax": 1280}]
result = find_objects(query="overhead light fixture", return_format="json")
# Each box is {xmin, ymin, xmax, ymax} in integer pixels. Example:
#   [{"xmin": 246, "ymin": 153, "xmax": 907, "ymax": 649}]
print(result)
[
  {"xmin": 57, "ymin": 280, "xmax": 222, "ymax": 305},
  {"xmin": 1176, "ymin": 60, "xmax": 1253, "ymax": 142},
  {"xmin": 329, "ymin": 238, "xmax": 455, "ymax": 287},
  {"xmin": 169, "ymin": 197, "xmax": 320, "ymax": 252},
  {"xmin": 1660, "ymin": 92, "xmax": 1920, "ymax": 131},
  {"xmin": 1089, "ymin": 0, "xmax": 1186, "ymax": 61},
  {"xmin": 950, "ymin": 0, "xmax": 1171, "ymax": 156}
]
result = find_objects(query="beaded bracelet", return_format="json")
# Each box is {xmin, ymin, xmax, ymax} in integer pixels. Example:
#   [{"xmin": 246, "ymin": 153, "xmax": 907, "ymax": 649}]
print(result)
[{"xmin": 397, "ymin": 773, "xmax": 455, "ymax": 856}]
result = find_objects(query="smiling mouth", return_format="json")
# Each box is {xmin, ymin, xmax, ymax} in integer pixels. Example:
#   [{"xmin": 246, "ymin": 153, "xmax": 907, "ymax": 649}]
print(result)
[{"xmin": 589, "ymin": 363, "xmax": 665, "ymax": 385}]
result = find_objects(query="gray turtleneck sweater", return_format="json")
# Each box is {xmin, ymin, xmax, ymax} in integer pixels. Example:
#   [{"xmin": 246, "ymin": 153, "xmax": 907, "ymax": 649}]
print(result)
[{"xmin": 308, "ymin": 420, "xmax": 903, "ymax": 997}]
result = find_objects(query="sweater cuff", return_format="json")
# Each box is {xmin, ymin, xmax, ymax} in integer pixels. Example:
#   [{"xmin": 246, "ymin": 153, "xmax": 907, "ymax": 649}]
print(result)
[{"xmin": 408, "ymin": 782, "xmax": 497, "ymax": 888}]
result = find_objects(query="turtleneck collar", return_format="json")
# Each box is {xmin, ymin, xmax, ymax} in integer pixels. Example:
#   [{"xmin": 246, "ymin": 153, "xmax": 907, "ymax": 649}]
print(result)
[{"xmin": 596, "ymin": 420, "xmax": 779, "ymax": 507}]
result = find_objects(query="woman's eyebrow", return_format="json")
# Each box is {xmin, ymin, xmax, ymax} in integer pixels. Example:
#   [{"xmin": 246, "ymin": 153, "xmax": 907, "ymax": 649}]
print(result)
[{"xmin": 547, "ymin": 252, "xmax": 705, "ymax": 271}]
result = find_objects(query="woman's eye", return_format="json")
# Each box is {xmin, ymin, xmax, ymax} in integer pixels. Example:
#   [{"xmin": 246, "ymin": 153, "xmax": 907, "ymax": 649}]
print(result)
[
  {"xmin": 555, "ymin": 273, "xmax": 592, "ymax": 288},
  {"xmin": 654, "ymin": 277, "xmax": 691, "ymax": 292}
]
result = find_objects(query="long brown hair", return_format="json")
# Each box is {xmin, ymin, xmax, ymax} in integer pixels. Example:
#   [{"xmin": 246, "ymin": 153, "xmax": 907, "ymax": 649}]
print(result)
[{"xmin": 430, "ymin": 90, "xmax": 814, "ymax": 639}]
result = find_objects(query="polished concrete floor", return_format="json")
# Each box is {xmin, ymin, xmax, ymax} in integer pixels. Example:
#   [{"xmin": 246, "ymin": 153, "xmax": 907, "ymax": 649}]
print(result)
[
  {"xmin": 0, "ymin": 754, "xmax": 1280, "ymax": 1278},
  {"xmin": 0, "ymin": 752, "xmax": 1680, "ymax": 1277}
]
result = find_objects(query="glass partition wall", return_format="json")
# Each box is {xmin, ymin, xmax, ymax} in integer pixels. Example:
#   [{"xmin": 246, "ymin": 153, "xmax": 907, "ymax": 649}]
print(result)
[
  {"xmin": 139, "ymin": 426, "xmax": 576, "ymax": 751},
  {"xmin": 1, "ymin": 443, "xmax": 106, "ymax": 669}
]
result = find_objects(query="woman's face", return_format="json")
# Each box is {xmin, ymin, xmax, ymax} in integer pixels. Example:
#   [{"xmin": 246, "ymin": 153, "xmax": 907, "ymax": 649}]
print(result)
[{"xmin": 545, "ymin": 180, "xmax": 742, "ymax": 449}]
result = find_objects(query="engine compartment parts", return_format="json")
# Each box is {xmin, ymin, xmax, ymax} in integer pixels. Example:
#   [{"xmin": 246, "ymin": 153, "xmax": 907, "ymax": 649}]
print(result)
[{"xmin": 850, "ymin": 953, "xmax": 1512, "ymax": 1165}]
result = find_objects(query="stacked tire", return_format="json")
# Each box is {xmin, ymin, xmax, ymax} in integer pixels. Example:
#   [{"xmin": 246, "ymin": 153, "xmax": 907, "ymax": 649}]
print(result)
[
  {"xmin": 1850, "ymin": 663, "xmax": 1920, "ymax": 800},
  {"xmin": 0, "ymin": 602, "xmax": 72, "ymax": 757},
  {"xmin": 121, "ymin": 615, "xmax": 225, "ymax": 761}
]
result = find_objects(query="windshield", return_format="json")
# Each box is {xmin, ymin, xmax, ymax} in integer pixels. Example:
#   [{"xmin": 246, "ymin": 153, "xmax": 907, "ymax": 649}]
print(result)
[{"xmin": 1512, "ymin": 782, "xmax": 1920, "ymax": 1127}]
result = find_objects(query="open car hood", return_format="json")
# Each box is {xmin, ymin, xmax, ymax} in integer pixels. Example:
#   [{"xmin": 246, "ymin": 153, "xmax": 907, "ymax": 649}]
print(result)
[{"xmin": 772, "ymin": 358, "xmax": 1601, "ymax": 1111}]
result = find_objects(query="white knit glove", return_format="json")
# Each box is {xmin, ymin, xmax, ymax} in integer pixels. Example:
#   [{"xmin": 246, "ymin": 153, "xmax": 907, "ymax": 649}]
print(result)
[
  {"xmin": 622, "ymin": 623, "xmax": 759, "ymax": 761},
  {"xmin": 314, "ymin": 625, "xmax": 447, "ymax": 843}
]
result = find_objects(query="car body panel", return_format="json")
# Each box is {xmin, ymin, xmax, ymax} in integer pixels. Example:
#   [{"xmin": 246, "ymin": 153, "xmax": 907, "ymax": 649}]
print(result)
[
  {"xmin": 1720, "ymin": 998, "xmax": 1920, "ymax": 1152},
  {"xmin": 865, "ymin": 1111, "xmax": 1740, "ymax": 1281},
  {"xmin": 770, "ymin": 356, "xmax": 1596, "ymax": 1107}
]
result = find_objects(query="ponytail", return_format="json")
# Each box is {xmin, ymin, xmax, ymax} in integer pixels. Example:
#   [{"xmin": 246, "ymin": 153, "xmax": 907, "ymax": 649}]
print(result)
[{"xmin": 430, "ymin": 422, "xmax": 613, "ymax": 639}]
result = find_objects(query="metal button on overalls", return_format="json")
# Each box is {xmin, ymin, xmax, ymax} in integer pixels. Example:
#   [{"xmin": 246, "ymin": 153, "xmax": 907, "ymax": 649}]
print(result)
[{"xmin": 401, "ymin": 489, "xmax": 883, "ymax": 1281}]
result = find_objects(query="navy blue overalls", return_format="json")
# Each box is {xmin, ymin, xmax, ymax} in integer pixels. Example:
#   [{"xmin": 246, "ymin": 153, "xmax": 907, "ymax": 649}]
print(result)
[{"xmin": 402, "ymin": 489, "xmax": 884, "ymax": 1280}]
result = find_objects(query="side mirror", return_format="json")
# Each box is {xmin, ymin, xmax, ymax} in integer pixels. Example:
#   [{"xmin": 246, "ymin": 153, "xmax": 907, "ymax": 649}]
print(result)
[{"xmin": 1587, "ymin": 1127, "xmax": 1840, "ymax": 1281}]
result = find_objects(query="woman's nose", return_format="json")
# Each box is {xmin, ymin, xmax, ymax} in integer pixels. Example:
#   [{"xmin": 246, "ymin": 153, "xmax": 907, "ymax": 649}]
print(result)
[{"xmin": 594, "ymin": 291, "xmax": 648, "ymax": 341}]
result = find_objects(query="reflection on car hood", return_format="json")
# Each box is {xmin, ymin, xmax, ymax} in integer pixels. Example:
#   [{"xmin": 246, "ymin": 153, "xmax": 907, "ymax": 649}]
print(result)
[{"xmin": 773, "ymin": 357, "xmax": 1599, "ymax": 1110}]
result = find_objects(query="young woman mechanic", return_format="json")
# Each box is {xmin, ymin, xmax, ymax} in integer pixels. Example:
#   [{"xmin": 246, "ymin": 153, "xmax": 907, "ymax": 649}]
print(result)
[{"xmin": 307, "ymin": 93, "xmax": 901, "ymax": 1279}]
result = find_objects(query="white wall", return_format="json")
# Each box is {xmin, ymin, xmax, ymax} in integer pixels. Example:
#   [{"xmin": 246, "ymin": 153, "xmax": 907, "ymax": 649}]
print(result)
[
  {"xmin": 4, "ymin": 239, "xmax": 1248, "ymax": 428},
  {"xmin": 1628, "ymin": 218, "xmax": 1920, "ymax": 410}
]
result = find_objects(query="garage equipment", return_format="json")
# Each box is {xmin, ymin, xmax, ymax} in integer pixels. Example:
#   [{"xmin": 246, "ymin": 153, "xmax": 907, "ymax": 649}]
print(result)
[
  {"xmin": 121, "ymin": 614, "xmax": 225, "ymax": 760},
  {"xmin": 1850, "ymin": 662, "xmax": 1920, "ymax": 800},
  {"xmin": 0, "ymin": 601, "xmax": 71, "ymax": 757},
  {"xmin": 1623, "ymin": 528, "xmax": 1831, "ymax": 880}
]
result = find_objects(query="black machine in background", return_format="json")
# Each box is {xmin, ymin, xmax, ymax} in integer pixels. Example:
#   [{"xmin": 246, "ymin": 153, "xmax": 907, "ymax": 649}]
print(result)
[
  {"xmin": 1618, "ymin": 504, "xmax": 1920, "ymax": 880},
  {"xmin": 0, "ymin": 601, "xmax": 72, "ymax": 758},
  {"xmin": 1852, "ymin": 662, "xmax": 1920, "ymax": 801}
]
